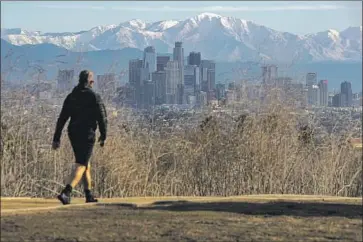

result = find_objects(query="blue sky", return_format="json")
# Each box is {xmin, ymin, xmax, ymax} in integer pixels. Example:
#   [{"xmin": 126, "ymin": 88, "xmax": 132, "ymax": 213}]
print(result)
[{"xmin": 1, "ymin": 1, "xmax": 361, "ymax": 34}]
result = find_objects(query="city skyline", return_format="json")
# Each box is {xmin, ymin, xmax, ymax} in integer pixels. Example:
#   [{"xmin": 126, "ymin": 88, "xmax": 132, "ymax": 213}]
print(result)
[{"xmin": 1, "ymin": 1, "xmax": 361, "ymax": 34}]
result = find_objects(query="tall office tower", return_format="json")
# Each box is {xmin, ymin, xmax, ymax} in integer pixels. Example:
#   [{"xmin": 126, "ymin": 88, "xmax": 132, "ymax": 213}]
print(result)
[
  {"xmin": 173, "ymin": 42, "xmax": 184, "ymax": 67},
  {"xmin": 129, "ymin": 59, "xmax": 149, "ymax": 107},
  {"xmin": 207, "ymin": 62, "xmax": 216, "ymax": 91},
  {"xmin": 199, "ymin": 91, "xmax": 208, "ymax": 107},
  {"xmin": 318, "ymin": 80, "xmax": 328, "ymax": 106},
  {"xmin": 165, "ymin": 61, "xmax": 179, "ymax": 104},
  {"xmin": 143, "ymin": 80, "xmax": 155, "ymax": 109},
  {"xmin": 173, "ymin": 42, "xmax": 184, "ymax": 104},
  {"xmin": 143, "ymin": 46, "xmax": 156, "ymax": 75},
  {"xmin": 184, "ymin": 65, "xmax": 200, "ymax": 97},
  {"xmin": 200, "ymin": 60, "xmax": 216, "ymax": 96},
  {"xmin": 261, "ymin": 65, "xmax": 278, "ymax": 85},
  {"xmin": 97, "ymin": 73, "xmax": 116, "ymax": 95},
  {"xmin": 57, "ymin": 69, "xmax": 75, "ymax": 92},
  {"xmin": 340, "ymin": 81, "xmax": 353, "ymax": 107},
  {"xmin": 306, "ymin": 72, "xmax": 317, "ymax": 86},
  {"xmin": 188, "ymin": 52, "xmax": 201, "ymax": 66},
  {"xmin": 306, "ymin": 72, "xmax": 318, "ymax": 105},
  {"xmin": 216, "ymin": 83, "xmax": 226, "ymax": 101},
  {"xmin": 129, "ymin": 59, "xmax": 144, "ymax": 87},
  {"xmin": 157, "ymin": 56, "xmax": 170, "ymax": 72},
  {"xmin": 328, "ymin": 93, "xmax": 335, "ymax": 107},
  {"xmin": 311, "ymin": 85, "xmax": 320, "ymax": 106},
  {"xmin": 152, "ymin": 71, "xmax": 167, "ymax": 105},
  {"xmin": 332, "ymin": 93, "xmax": 341, "ymax": 107}
]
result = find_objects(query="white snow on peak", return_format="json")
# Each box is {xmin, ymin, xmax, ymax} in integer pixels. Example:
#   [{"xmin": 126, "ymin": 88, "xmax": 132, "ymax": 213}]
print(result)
[
  {"xmin": 1, "ymin": 13, "xmax": 361, "ymax": 62},
  {"xmin": 160, "ymin": 20, "xmax": 179, "ymax": 29},
  {"xmin": 196, "ymin": 12, "xmax": 222, "ymax": 20},
  {"xmin": 148, "ymin": 20, "xmax": 179, "ymax": 31},
  {"xmin": 328, "ymin": 29, "xmax": 339, "ymax": 36},
  {"xmin": 126, "ymin": 19, "xmax": 147, "ymax": 29}
]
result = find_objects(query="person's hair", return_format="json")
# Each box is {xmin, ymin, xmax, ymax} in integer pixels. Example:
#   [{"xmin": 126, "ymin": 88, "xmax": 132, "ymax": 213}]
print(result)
[{"xmin": 78, "ymin": 70, "xmax": 92, "ymax": 86}]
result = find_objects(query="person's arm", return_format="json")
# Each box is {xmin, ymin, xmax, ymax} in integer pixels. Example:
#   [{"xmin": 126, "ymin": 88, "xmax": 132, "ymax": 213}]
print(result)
[
  {"xmin": 95, "ymin": 94, "xmax": 108, "ymax": 142},
  {"xmin": 53, "ymin": 95, "xmax": 71, "ymax": 144}
]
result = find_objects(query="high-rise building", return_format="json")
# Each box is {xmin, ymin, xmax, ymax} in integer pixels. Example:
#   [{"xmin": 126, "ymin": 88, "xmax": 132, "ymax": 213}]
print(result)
[
  {"xmin": 216, "ymin": 83, "xmax": 226, "ymax": 101},
  {"xmin": 306, "ymin": 72, "xmax": 318, "ymax": 105},
  {"xmin": 152, "ymin": 71, "xmax": 167, "ymax": 105},
  {"xmin": 143, "ymin": 80, "xmax": 155, "ymax": 109},
  {"xmin": 188, "ymin": 52, "xmax": 201, "ymax": 66},
  {"xmin": 157, "ymin": 56, "xmax": 170, "ymax": 72},
  {"xmin": 97, "ymin": 73, "xmax": 116, "ymax": 95},
  {"xmin": 129, "ymin": 59, "xmax": 144, "ymax": 87},
  {"xmin": 184, "ymin": 65, "xmax": 200, "ymax": 96},
  {"xmin": 199, "ymin": 91, "xmax": 208, "ymax": 106},
  {"xmin": 200, "ymin": 60, "xmax": 216, "ymax": 95},
  {"xmin": 165, "ymin": 61, "xmax": 179, "ymax": 104},
  {"xmin": 57, "ymin": 69, "xmax": 74, "ymax": 92},
  {"xmin": 311, "ymin": 85, "xmax": 320, "ymax": 106},
  {"xmin": 328, "ymin": 93, "xmax": 335, "ymax": 107},
  {"xmin": 143, "ymin": 46, "xmax": 156, "ymax": 74},
  {"xmin": 173, "ymin": 42, "xmax": 184, "ymax": 104},
  {"xmin": 306, "ymin": 73, "xmax": 317, "ymax": 86},
  {"xmin": 318, "ymin": 80, "xmax": 328, "ymax": 106},
  {"xmin": 332, "ymin": 93, "xmax": 341, "ymax": 107},
  {"xmin": 340, "ymin": 81, "xmax": 353, "ymax": 107},
  {"xmin": 173, "ymin": 42, "xmax": 184, "ymax": 67},
  {"xmin": 207, "ymin": 64, "xmax": 216, "ymax": 91},
  {"xmin": 129, "ymin": 59, "xmax": 149, "ymax": 107},
  {"xmin": 262, "ymin": 65, "xmax": 278, "ymax": 85}
]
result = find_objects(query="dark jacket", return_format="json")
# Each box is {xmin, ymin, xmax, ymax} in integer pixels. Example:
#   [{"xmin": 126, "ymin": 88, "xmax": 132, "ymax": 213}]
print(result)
[{"xmin": 53, "ymin": 85, "xmax": 108, "ymax": 143}]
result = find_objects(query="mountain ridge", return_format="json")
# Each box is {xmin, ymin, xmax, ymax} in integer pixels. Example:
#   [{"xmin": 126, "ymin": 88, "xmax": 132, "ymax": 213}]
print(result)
[{"xmin": 1, "ymin": 13, "xmax": 362, "ymax": 62}]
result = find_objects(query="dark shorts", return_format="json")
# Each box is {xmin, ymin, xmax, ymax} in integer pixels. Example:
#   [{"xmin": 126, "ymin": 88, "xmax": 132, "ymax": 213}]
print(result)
[{"xmin": 68, "ymin": 131, "xmax": 96, "ymax": 166}]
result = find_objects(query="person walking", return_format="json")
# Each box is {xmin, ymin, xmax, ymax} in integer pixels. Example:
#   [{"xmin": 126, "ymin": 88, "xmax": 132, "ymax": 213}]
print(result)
[{"xmin": 52, "ymin": 70, "xmax": 107, "ymax": 205}]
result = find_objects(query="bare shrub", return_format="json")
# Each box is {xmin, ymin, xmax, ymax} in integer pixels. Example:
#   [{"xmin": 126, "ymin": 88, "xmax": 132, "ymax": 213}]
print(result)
[{"xmin": 1, "ymin": 85, "xmax": 361, "ymax": 198}]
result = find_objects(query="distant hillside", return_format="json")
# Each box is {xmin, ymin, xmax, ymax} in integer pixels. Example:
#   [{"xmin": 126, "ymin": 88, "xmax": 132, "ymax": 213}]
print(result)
[
  {"xmin": 1, "ymin": 39, "xmax": 143, "ymax": 82},
  {"xmin": 1, "ymin": 39, "xmax": 361, "ymax": 92}
]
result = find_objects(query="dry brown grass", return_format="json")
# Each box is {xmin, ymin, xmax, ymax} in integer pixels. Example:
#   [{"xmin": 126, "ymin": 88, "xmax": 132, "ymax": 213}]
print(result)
[{"xmin": 1, "ymin": 86, "xmax": 362, "ymax": 198}]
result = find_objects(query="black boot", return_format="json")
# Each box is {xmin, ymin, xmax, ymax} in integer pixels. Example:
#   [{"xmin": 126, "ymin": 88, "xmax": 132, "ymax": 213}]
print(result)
[
  {"xmin": 85, "ymin": 189, "xmax": 98, "ymax": 203},
  {"xmin": 57, "ymin": 184, "xmax": 72, "ymax": 205}
]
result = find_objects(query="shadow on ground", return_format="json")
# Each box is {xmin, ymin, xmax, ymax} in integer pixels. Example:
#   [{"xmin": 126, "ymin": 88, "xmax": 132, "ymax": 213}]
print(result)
[{"xmin": 101, "ymin": 200, "xmax": 362, "ymax": 218}]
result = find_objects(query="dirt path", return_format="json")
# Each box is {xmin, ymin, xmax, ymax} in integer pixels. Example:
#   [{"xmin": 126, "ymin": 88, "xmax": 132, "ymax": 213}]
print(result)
[{"xmin": 1, "ymin": 195, "xmax": 362, "ymax": 241}]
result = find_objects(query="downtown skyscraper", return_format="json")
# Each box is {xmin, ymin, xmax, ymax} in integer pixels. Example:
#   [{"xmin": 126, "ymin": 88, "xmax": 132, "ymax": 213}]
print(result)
[
  {"xmin": 306, "ymin": 72, "xmax": 318, "ymax": 106},
  {"xmin": 318, "ymin": 80, "xmax": 328, "ymax": 107},
  {"xmin": 173, "ymin": 42, "xmax": 184, "ymax": 104},
  {"xmin": 200, "ymin": 60, "xmax": 216, "ymax": 101},
  {"xmin": 340, "ymin": 81, "xmax": 353, "ymax": 107},
  {"xmin": 165, "ymin": 61, "xmax": 179, "ymax": 104},
  {"xmin": 184, "ymin": 64, "xmax": 200, "ymax": 104},
  {"xmin": 129, "ymin": 59, "xmax": 149, "ymax": 108},
  {"xmin": 157, "ymin": 56, "xmax": 170, "ymax": 72},
  {"xmin": 188, "ymin": 52, "xmax": 201, "ymax": 66},
  {"xmin": 262, "ymin": 65, "xmax": 278, "ymax": 85},
  {"xmin": 143, "ymin": 46, "xmax": 156, "ymax": 74}
]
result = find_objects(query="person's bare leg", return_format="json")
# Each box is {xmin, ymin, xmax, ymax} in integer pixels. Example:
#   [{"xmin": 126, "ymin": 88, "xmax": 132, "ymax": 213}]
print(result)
[
  {"xmin": 70, "ymin": 163, "xmax": 87, "ymax": 188},
  {"xmin": 58, "ymin": 164, "xmax": 87, "ymax": 205},
  {"xmin": 82, "ymin": 163, "xmax": 98, "ymax": 203},
  {"xmin": 82, "ymin": 163, "xmax": 92, "ymax": 190}
]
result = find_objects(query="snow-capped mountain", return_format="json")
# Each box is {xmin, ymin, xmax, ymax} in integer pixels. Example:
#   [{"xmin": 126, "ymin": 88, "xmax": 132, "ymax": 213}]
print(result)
[{"xmin": 1, "ymin": 13, "xmax": 362, "ymax": 62}]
